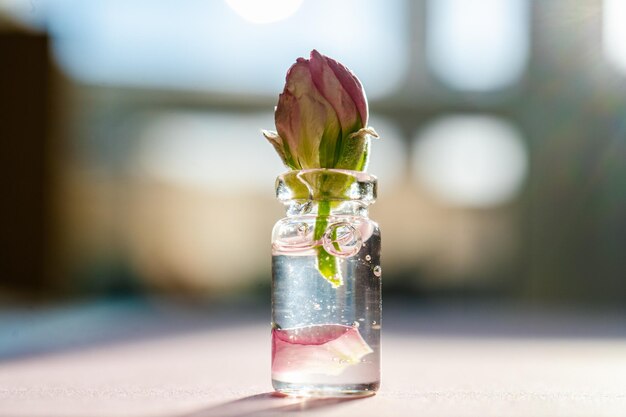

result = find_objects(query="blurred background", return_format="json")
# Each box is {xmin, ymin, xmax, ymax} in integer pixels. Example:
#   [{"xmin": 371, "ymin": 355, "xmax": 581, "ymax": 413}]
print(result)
[{"xmin": 1, "ymin": 0, "xmax": 626, "ymax": 308}]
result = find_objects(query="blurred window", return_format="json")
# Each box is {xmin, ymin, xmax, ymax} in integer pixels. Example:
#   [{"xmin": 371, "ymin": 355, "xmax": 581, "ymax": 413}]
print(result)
[
  {"xmin": 133, "ymin": 111, "xmax": 280, "ymax": 192},
  {"xmin": 411, "ymin": 115, "xmax": 528, "ymax": 207},
  {"xmin": 132, "ymin": 111, "xmax": 404, "ymax": 193},
  {"xmin": 426, "ymin": 0, "xmax": 530, "ymax": 91},
  {"xmin": 603, "ymin": 0, "xmax": 626, "ymax": 75},
  {"xmin": 7, "ymin": 0, "xmax": 408, "ymax": 98},
  {"xmin": 365, "ymin": 116, "xmax": 407, "ymax": 192}
]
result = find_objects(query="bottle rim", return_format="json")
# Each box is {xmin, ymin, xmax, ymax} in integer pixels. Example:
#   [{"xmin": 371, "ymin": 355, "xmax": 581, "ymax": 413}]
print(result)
[{"xmin": 275, "ymin": 169, "xmax": 377, "ymax": 203}]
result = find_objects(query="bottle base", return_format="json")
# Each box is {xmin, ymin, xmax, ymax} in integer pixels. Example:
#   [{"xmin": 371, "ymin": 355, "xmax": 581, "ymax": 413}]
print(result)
[{"xmin": 272, "ymin": 380, "xmax": 379, "ymax": 398}]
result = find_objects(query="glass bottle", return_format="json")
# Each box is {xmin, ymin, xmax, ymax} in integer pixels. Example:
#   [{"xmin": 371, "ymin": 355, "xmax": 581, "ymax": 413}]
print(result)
[{"xmin": 271, "ymin": 169, "xmax": 381, "ymax": 397}]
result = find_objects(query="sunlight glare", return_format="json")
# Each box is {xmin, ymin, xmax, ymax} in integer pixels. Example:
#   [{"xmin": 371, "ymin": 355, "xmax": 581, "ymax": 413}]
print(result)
[
  {"xmin": 225, "ymin": 0, "xmax": 303, "ymax": 24},
  {"xmin": 603, "ymin": 0, "xmax": 626, "ymax": 74}
]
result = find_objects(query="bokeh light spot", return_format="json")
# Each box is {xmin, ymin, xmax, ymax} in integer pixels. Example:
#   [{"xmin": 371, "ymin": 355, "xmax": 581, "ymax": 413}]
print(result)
[{"xmin": 412, "ymin": 115, "xmax": 528, "ymax": 207}]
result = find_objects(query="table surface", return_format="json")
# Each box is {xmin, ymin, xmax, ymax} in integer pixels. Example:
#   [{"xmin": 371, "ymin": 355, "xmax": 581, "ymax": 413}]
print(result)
[{"xmin": 1, "ymin": 297, "xmax": 626, "ymax": 417}]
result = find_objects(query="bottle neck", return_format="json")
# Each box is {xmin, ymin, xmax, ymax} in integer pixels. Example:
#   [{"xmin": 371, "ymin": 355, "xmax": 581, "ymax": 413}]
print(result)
[
  {"xmin": 276, "ymin": 169, "xmax": 377, "ymax": 218},
  {"xmin": 284, "ymin": 199, "xmax": 370, "ymax": 218}
]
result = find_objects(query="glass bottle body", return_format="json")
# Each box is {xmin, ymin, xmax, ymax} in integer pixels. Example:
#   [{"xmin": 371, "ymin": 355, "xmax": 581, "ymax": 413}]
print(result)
[{"xmin": 271, "ymin": 169, "xmax": 381, "ymax": 397}]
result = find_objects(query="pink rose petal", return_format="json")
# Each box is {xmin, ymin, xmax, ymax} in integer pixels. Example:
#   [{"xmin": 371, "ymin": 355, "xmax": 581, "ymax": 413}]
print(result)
[
  {"xmin": 309, "ymin": 50, "xmax": 362, "ymax": 134},
  {"xmin": 276, "ymin": 60, "xmax": 341, "ymax": 168},
  {"xmin": 272, "ymin": 324, "xmax": 373, "ymax": 377},
  {"xmin": 323, "ymin": 54, "xmax": 368, "ymax": 128}
]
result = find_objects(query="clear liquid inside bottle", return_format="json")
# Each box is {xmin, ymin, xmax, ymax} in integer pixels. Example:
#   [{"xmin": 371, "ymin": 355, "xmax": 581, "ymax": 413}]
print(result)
[{"xmin": 271, "ymin": 215, "xmax": 381, "ymax": 397}]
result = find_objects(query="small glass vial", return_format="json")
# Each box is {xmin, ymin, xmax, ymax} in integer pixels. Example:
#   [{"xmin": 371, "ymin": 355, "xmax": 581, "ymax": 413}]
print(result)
[{"xmin": 271, "ymin": 169, "xmax": 381, "ymax": 397}]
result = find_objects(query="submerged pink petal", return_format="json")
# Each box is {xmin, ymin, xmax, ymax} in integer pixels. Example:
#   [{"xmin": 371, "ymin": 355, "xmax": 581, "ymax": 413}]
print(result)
[{"xmin": 272, "ymin": 324, "xmax": 373, "ymax": 377}]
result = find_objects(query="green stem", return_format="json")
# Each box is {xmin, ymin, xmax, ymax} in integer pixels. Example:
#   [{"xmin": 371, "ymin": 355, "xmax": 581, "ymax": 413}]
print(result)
[{"xmin": 314, "ymin": 200, "xmax": 342, "ymax": 287}]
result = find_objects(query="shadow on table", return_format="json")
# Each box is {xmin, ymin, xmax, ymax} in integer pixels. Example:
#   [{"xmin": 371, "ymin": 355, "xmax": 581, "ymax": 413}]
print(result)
[
  {"xmin": 383, "ymin": 301, "xmax": 626, "ymax": 340},
  {"xmin": 181, "ymin": 392, "xmax": 364, "ymax": 417},
  {"xmin": 2, "ymin": 296, "xmax": 626, "ymax": 364},
  {"xmin": 0, "ymin": 296, "xmax": 267, "ymax": 363}
]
